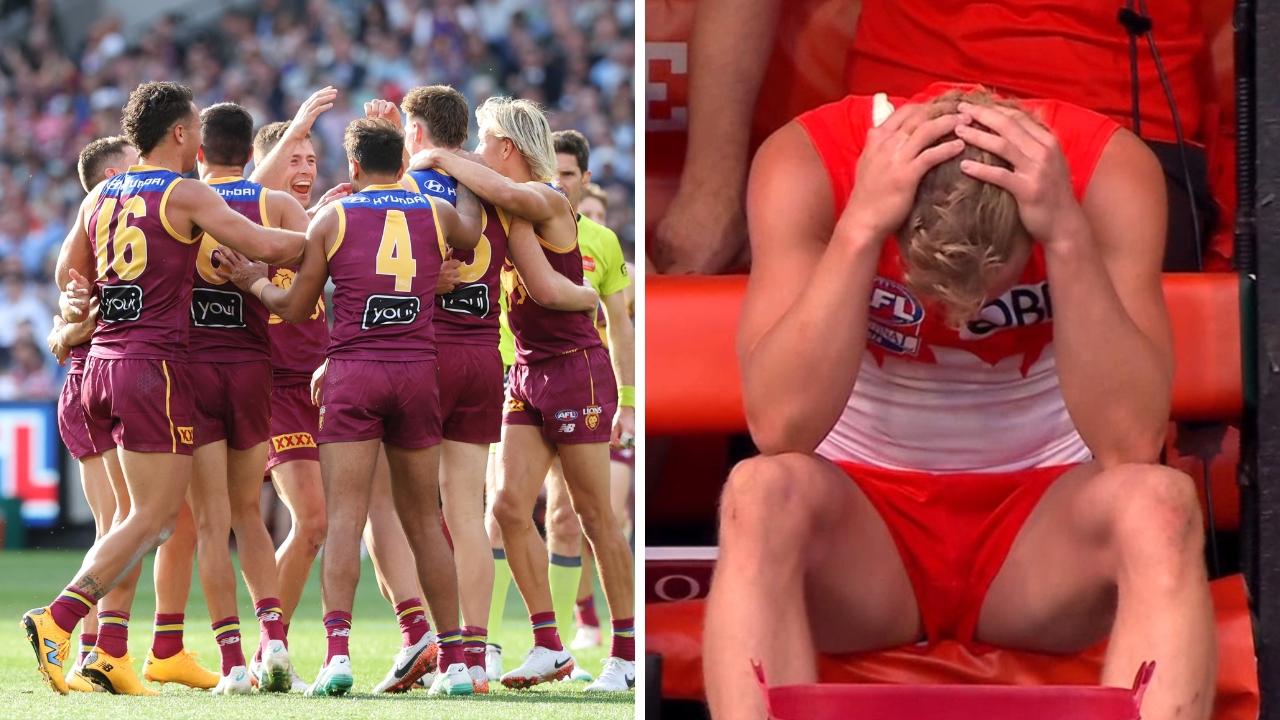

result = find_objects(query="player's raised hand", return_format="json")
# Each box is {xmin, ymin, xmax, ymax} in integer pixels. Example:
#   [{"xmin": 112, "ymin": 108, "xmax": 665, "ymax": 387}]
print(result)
[
  {"xmin": 955, "ymin": 102, "xmax": 1081, "ymax": 245},
  {"xmin": 840, "ymin": 103, "xmax": 968, "ymax": 243},
  {"xmin": 213, "ymin": 247, "xmax": 270, "ymax": 291},
  {"xmin": 437, "ymin": 258, "xmax": 462, "ymax": 295},
  {"xmin": 60, "ymin": 267, "xmax": 93, "ymax": 322},
  {"xmin": 364, "ymin": 99, "xmax": 401, "ymax": 126},
  {"xmin": 288, "ymin": 86, "xmax": 338, "ymax": 139}
]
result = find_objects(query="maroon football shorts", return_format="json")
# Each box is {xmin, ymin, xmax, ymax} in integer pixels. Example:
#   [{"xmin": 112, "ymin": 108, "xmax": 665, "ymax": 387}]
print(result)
[
  {"xmin": 266, "ymin": 381, "xmax": 320, "ymax": 471},
  {"xmin": 504, "ymin": 346, "xmax": 617, "ymax": 445},
  {"xmin": 318, "ymin": 358, "xmax": 442, "ymax": 449},
  {"xmin": 438, "ymin": 342, "xmax": 504, "ymax": 445},
  {"xmin": 81, "ymin": 356, "xmax": 195, "ymax": 455},
  {"xmin": 58, "ymin": 372, "xmax": 114, "ymax": 459},
  {"xmin": 189, "ymin": 360, "xmax": 272, "ymax": 450}
]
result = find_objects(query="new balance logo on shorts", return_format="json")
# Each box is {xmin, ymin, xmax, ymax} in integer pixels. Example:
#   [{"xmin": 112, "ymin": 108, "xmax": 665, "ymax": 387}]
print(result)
[
  {"xmin": 363, "ymin": 294, "xmax": 420, "ymax": 329},
  {"xmin": 100, "ymin": 285, "xmax": 143, "ymax": 322},
  {"xmin": 191, "ymin": 288, "xmax": 245, "ymax": 328},
  {"xmin": 272, "ymin": 433, "xmax": 316, "ymax": 452}
]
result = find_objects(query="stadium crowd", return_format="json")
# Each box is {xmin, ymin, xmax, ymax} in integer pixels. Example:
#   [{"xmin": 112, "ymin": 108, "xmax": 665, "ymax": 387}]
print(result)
[{"xmin": 0, "ymin": 0, "xmax": 635, "ymax": 399}]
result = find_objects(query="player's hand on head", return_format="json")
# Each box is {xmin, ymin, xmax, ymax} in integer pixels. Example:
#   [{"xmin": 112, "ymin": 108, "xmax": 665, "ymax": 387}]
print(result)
[
  {"xmin": 954, "ymin": 102, "xmax": 1081, "ymax": 244},
  {"xmin": 652, "ymin": 183, "xmax": 746, "ymax": 275},
  {"xmin": 841, "ymin": 102, "xmax": 968, "ymax": 241},
  {"xmin": 290, "ymin": 86, "xmax": 338, "ymax": 137}
]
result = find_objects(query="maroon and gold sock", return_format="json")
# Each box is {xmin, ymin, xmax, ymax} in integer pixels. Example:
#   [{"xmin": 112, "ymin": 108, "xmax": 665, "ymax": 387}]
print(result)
[
  {"xmin": 151, "ymin": 613, "xmax": 184, "ymax": 660},
  {"xmin": 530, "ymin": 611, "xmax": 563, "ymax": 651},
  {"xmin": 394, "ymin": 598, "xmax": 429, "ymax": 647},
  {"xmin": 255, "ymin": 597, "xmax": 286, "ymax": 644},
  {"xmin": 78, "ymin": 633, "xmax": 97, "ymax": 664},
  {"xmin": 96, "ymin": 611, "xmax": 129, "ymax": 658},
  {"xmin": 437, "ymin": 628, "xmax": 464, "ymax": 668},
  {"xmin": 462, "ymin": 626, "xmax": 487, "ymax": 669},
  {"xmin": 49, "ymin": 586, "xmax": 98, "ymax": 634},
  {"xmin": 323, "ymin": 610, "xmax": 352, "ymax": 663},
  {"xmin": 610, "ymin": 618, "xmax": 635, "ymax": 662},
  {"xmin": 576, "ymin": 594, "xmax": 600, "ymax": 628},
  {"xmin": 212, "ymin": 617, "xmax": 245, "ymax": 674}
]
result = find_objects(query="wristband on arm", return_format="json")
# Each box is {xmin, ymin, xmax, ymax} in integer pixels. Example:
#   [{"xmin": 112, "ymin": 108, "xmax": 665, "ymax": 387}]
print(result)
[{"xmin": 618, "ymin": 384, "xmax": 635, "ymax": 408}]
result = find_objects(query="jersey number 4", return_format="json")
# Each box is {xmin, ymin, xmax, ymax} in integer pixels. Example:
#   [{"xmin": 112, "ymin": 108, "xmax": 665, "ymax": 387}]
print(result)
[
  {"xmin": 94, "ymin": 196, "xmax": 148, "ymax": 281},
  {"xmin": 376, "ymin": 210, "xmax": 416, "ymax": 292}
]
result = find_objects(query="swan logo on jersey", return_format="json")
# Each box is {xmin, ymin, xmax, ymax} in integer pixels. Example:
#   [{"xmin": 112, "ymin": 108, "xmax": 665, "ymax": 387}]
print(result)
[
  {"xmin": 960, "ymin": 281, "xmax": 1053, "ymax": 340},
  {"xmin": 867, "ymin": 278, "xmax": 923, "ymax": 356}
]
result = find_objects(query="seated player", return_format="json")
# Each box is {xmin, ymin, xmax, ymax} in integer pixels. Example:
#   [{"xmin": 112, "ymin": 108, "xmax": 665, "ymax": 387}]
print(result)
[
  {"xmin": 705, "ymin": 84, "xmax": 1213, "ymax": 720},
  {"xmin": 221, "ymin": 118, "xmax": 480, "ymax": 697},
  {"xmin": 25, "ymin": 81, "xmax": 303, "ymax": 696},
  {"xmin": 410, "ymin": 97, "xmax": 636, "ymax": 692},
  {"xmin": 49, "ymin": 136, "xmax": 216, "ymax": 694}
]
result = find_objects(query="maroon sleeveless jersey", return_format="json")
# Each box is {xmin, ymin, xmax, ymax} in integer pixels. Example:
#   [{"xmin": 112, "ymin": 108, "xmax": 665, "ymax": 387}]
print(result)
[
  {"xmin": 188, "ymin": 177, "xmax": 271, "ymax": 361},
  {"xmin": 267, "ymin": 266, "xmax": 328, "ymax": 383},
  {"xmin": 326, "ymin": 184, "xmax": 445, "ymax": 360},
  {"xmin": 86, "ymin": 165, "xmax": 200, "ymax": 360},
  {"xmin": 434, "ymin": 200, "xmax": 508, "ymax": 347},
  {"xmin": 502, "ymin": 222, "xmax": 602, "ymax": 364}
]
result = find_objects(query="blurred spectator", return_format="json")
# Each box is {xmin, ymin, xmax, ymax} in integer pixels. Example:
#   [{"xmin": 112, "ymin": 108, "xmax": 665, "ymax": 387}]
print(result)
[{"xmin": 0, "ymin": 0, "xmax": 633, "ymax": 401}]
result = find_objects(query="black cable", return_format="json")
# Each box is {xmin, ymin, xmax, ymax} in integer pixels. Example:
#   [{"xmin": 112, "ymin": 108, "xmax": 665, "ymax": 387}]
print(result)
[{"xmin": 1122, "ymin": 0, "xmax": 1143, "ymax": 136}]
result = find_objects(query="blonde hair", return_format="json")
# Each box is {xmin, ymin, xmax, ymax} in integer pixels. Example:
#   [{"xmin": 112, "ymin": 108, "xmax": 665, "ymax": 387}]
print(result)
[
  {"xmin": 899, "ymin": 88, "xmax": 1031, "ymax": 327},
  {"xmin": 583, "ymin": 182, "xmax": 609, "ymax": 208},
  {"xmin": 476, "ymin": 96, "xmax": 557, "ymax": 182}
]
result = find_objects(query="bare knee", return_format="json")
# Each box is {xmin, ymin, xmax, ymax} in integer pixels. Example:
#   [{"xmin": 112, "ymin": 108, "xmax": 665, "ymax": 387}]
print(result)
[
  {"xmin": 1107, "ymin": 464, "xmax": 1204, "ymax": 579},
  {"xmin": 295, "ymin": 506, "xmax": 328, "ymax": 549},
  {"xmin": 493, "ymin": 491, "xmax": 533, "ymax": 533},
  {"xmin": 546, "ymin": 497, "xmax": 580, "ymax": 544},
  {"xmin": 719, "ymin": 454, "xmax": 830, "ymax": 545}
]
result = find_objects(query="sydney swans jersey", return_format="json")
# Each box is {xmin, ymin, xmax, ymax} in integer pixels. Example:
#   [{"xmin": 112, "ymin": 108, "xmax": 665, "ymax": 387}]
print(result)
[
  {"xmin": 502, "ymin": 218, "xmax": 602, "ymax": 364},
  {"xmin": 188, "ymin": 177, "xmax": 270, "ymax": 361},
  {"xmin": 326, "ymin": 185, "xmax": 445, "ymax": 360},
  {"xmin": 796, "ymin": 87, "xmax": 1120, "ymax": 472},
  {"xmin": 406, "ymin": 168, "xmax": 508, "ymax": 347},
  {"xmin": 86, "ymin": 166, "xmax": 200, "ymax": 360}
]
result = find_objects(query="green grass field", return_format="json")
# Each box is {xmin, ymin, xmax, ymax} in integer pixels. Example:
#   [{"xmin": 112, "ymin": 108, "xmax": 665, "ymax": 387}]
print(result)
[{"xmin": 0, "ymin": 550, "xmax": 633, "ymax": 719}]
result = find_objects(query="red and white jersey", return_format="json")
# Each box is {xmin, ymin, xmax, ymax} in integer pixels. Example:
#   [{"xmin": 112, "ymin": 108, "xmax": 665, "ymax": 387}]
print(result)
[{"xmin": 797, "ymin": 84, "xmax": 1120, "ymax": 472}]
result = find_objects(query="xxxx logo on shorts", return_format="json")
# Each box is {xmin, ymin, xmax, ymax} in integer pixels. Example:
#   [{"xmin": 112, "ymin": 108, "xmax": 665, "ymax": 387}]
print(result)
[
  {"xmin": 273, "ymin": 433, "xmax": 316, "ymax": 452},
  {"xmin": 176, "ymin": 427, "xmax": 195, "ymax": 445},
  {"xmin": 505, "ymin": 398, "xmax": 525, "ymax": 413},
  {"xmin": 583, "ymin": 405, "xmax": 603, "ymax": 431}
]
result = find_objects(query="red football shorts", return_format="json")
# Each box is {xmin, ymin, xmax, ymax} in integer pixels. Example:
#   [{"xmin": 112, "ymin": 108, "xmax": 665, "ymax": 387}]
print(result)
[{"xmin": 836, "ymin": 460, "xmax": 1077, "ymax": 648}]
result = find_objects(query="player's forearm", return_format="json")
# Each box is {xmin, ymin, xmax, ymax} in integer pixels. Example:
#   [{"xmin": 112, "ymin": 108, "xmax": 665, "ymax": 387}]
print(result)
[
  {"xmin": 680, "ymin": 0, "xmax": 782, "ymax": 189},
  {"xmin": 1046, "ymin": 229, "xmax": 1172, "ymax": 466},
  {"xmin": 741, "ymin": 227, "xmax": 880, "ymax": 455},
  {"xmin": 250, "ymin": 280, "xmax": 310, "ymax": 324},
  {"xmin": 604, "ymin": 313, "xmax": 635, "ymax": 387},
  {"xmin": 429, "ymin": 154, "xmax": 548, "ymax": 221},
  {"xmin": 235, "ymin": 227, "xmax": 307, "ymax": 265}
]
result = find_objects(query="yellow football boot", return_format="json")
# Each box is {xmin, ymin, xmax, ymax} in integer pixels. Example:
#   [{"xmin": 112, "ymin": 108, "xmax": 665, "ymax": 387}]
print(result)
[
  {"xmin": 144, "ymin": 649, "xmax": 218, "ymax": 689},
  {"xmin": 82, "ymin": 650, "xmax": 159, "ymax": 695},
  {"xmin": 66, "ymin": 664, "xmax": 97, "ymax": 693},
  {"xmin": 20, "ymin": 607, "xmax": 71, "ymax": 694}
]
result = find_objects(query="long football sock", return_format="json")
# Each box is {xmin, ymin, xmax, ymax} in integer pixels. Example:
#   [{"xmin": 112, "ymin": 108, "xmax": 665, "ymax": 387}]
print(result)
[{"xmin": 548, "ymin": 553, "xmax": 582, "ymax": 636}]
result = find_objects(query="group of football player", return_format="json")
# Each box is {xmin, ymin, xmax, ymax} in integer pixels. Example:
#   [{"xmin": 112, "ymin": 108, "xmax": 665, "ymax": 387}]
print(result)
[{"xmin": 23, "ymin": 78, "xmax": 635, "ymax": 699}]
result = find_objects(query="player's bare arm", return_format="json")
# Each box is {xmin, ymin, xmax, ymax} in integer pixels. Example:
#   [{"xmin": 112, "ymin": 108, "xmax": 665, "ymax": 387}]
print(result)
[
  {"xmin": 47, "ymin": 309, "xmax": 96, "ymax": 365},
  {"xmin": 223, "ymin": 206, "xmax": 334, "ymax": 323},
  {"xmin": 170, "ymin": 179, "xmax": 305, "ymax": 264},
  {"xmin": 412, "ymin": 149, "xmax": 567, "ymax": 230},
  {"xmin": 739, "ymin": 105, "xmax": 965, "ymax": 454},
  {"xmin": 433, "ymin": 197, "xmax": 481, "ymax": 252},
  {"xmin": 957, "ymin": 102, "xmax": 1172, "ymax": 465},
  {"xmin": 507, "ymin": 218, "xmax": 599, "ymax": 311},
  {"xmin": 249, "ymin": 86, "xmax": 337, "ymax": 190},
  {"xmin": 54, "ymin": 191, "xmax": 99, "ymax": 293},
  {"xmin": 266, "ymin": 187, "xmax": 312, "ymax": 265},
  {"xmin": 601, "ymin": 288, "xmax": 636, "ymax": 446},
  {"xmin": 453, "ymin": 182, "xmax": 484, "ymax": 244}
]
